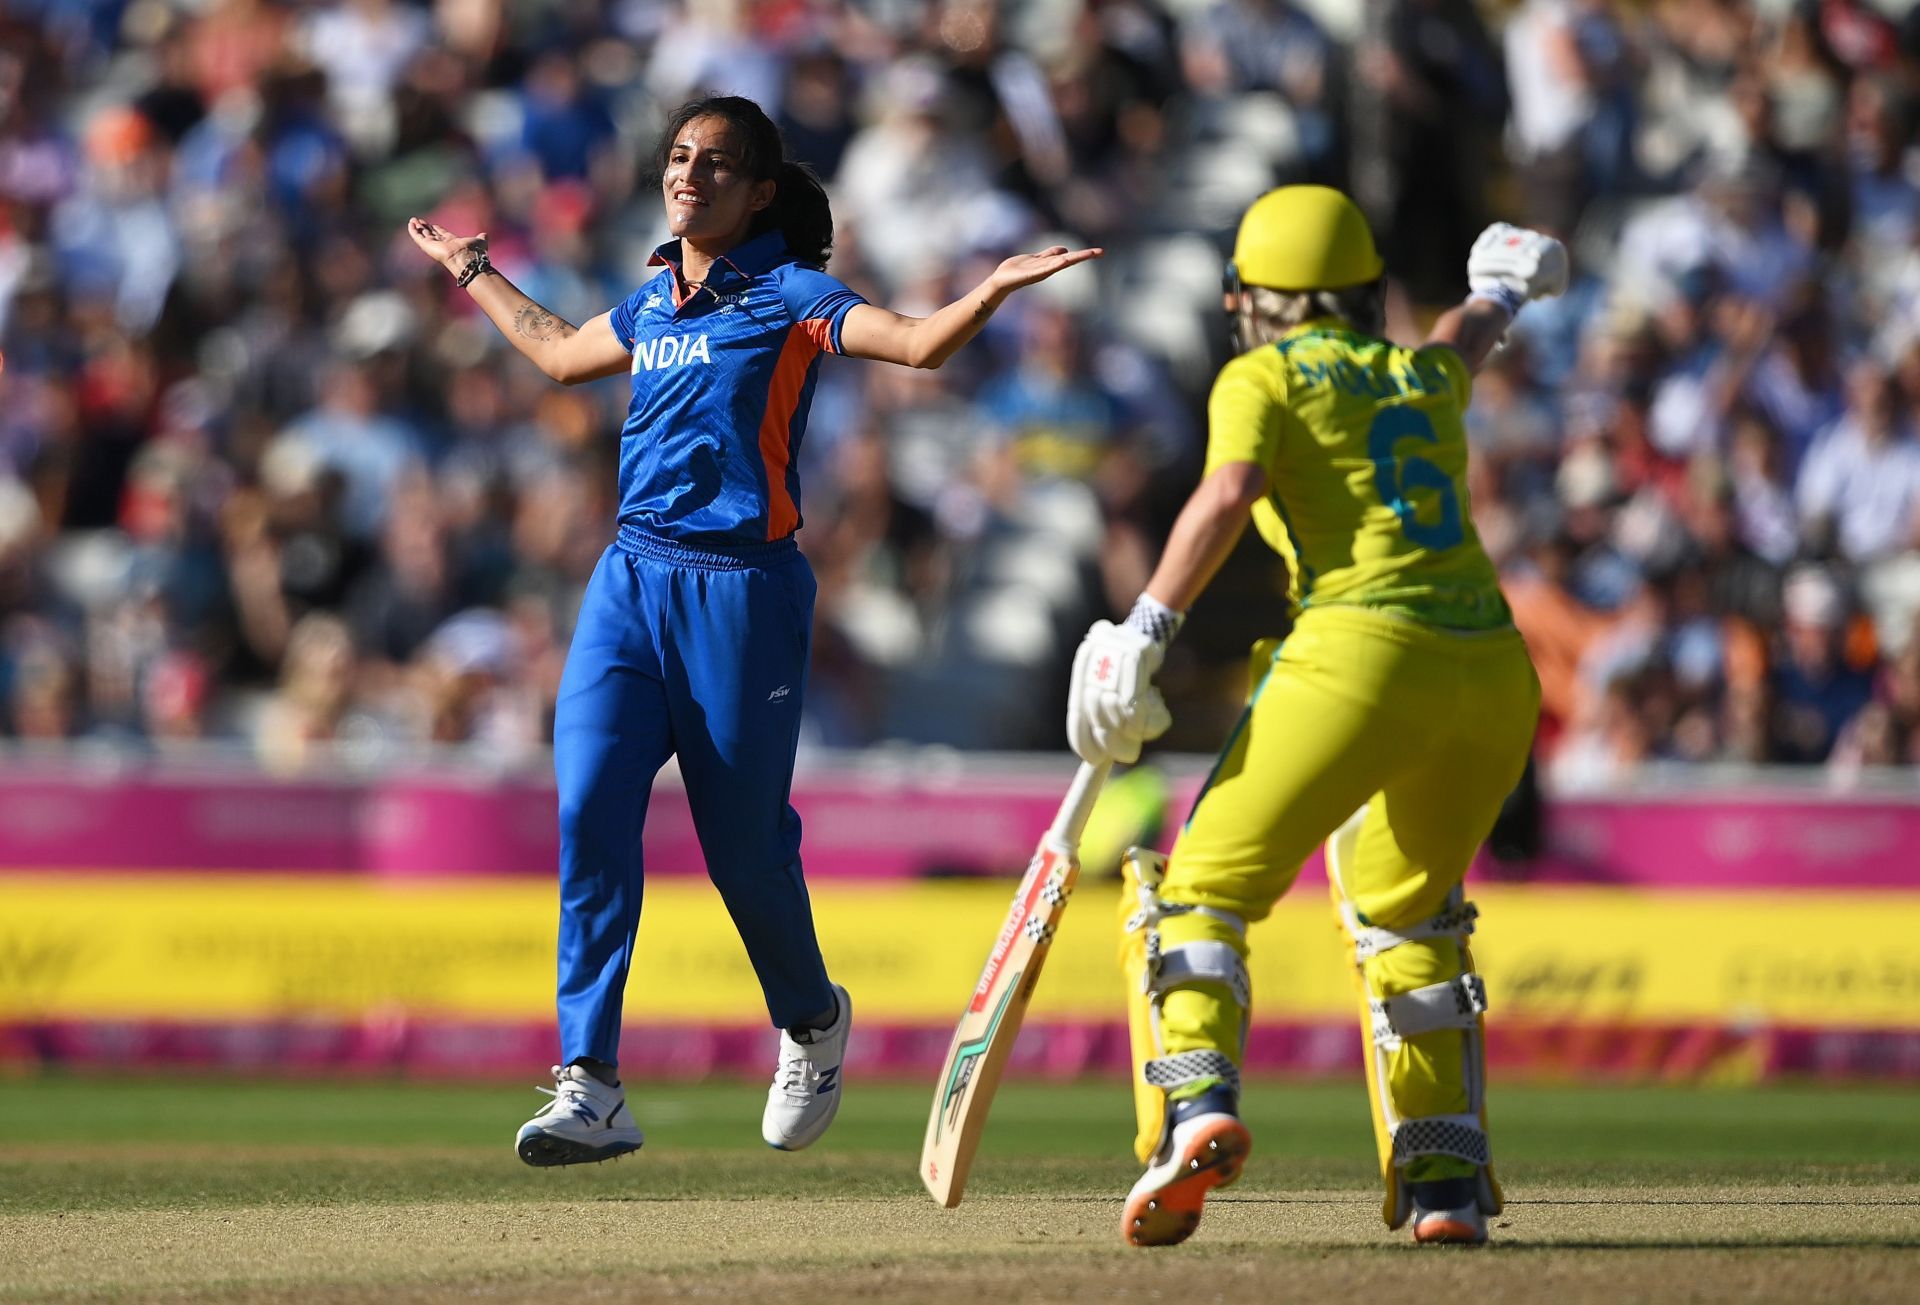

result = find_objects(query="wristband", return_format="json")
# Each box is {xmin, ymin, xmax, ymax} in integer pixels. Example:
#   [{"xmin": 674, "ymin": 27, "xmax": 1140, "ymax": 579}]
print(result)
[
  {"xmin": 454, "ymin": 250, "xmax": 494, "ymax": 288},
  {"xmin": 1124, "ymin": 593, "xmax": 1185, "ymax": 646},
  {"xmin": 1466, "ymin": 284, "xmax": 1525, "ymax": 318}
]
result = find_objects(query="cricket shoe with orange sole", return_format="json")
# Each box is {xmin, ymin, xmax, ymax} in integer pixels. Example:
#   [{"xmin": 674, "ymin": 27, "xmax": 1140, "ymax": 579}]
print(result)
[
  {"xmin": 1408, "ymin": 1176, "xmax": 1489, "ymax": 1245},
  {"xmin": 1121, "ymin": 1085, "xmax": 1252, "ymax": 1247}
]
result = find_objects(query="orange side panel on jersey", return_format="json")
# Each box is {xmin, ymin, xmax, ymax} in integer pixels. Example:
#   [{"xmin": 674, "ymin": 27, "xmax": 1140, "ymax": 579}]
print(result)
[
  {"xmin": 758, "ymin": 322, "xmax": 823, "ymax": 540},
  {"xmin": 797, "ymin": 317, "xmax": 837, "ymax": 353}
]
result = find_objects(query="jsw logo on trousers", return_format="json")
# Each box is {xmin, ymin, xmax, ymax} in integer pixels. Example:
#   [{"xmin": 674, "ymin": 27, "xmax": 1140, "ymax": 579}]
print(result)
[{"xmin": 632, "ymin": 333, "xmax": 712, "ymax": 372}]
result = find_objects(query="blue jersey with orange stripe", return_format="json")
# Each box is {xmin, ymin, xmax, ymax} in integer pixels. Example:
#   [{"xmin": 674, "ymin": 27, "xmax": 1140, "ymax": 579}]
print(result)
[{"xmin": 607, "ymin": 231, "xmax": 867, "ymax": 547}]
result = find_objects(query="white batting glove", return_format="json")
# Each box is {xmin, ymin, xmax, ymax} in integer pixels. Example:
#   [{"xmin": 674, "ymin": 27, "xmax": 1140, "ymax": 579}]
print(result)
[
  {"xmin": 1066, "ymin": 597, "xmax": 1180, "ymax": 766},
  {"xmin": 1466, "ymin": 223, "xmax": 1570, "ymax": 311}
]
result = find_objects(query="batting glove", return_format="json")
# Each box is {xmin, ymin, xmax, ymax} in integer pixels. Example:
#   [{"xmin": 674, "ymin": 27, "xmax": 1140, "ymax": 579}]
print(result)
[
  {"xmin": 1066, "ymin": 597, "xmax": 1180, "ymax": 766},
  {"xmin": 1466, "ymin": 223, "xmax": 1570, "ymax": 313}
]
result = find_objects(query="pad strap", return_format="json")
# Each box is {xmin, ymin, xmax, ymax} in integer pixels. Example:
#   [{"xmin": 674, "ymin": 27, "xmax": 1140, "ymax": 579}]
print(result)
[
  {"xmin": 1126, "ymin": 901, "xmax": 1247, "ymax": 936},
  {"xmin": 1343, "ymin": 901, "xmax": 1478, "ymax": 961},
  {"xmin": 1390, "ymin": 1113, "xmax": 1491, "ymax": 1168},
  {"xmin": 1143, "ymin": 1049, "xmax": 1241, "ymax": 1097},
  {"xmin": 1370, "ymin": 975, "xmax": 1488, "ymax": 1049},
  {"xmin": 1146, "ymin": 940, "xmax": 1252, "ymax": 1008},
  {"xmin": 1124, "ymin": 848, "xmax": 1247, "ymax": 937}
]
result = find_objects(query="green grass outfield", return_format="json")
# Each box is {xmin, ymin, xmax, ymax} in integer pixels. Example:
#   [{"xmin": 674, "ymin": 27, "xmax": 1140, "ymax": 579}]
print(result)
[{"xmin": 2, "ymin": 1077, "xmax": 1918, "ymax": 1302}]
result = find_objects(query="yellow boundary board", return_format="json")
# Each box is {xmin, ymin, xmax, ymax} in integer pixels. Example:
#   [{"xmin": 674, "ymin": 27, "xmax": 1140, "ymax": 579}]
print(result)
[{"xmin": 1, "ymin": 876, "xmax": 1914, "ymax": 1027}]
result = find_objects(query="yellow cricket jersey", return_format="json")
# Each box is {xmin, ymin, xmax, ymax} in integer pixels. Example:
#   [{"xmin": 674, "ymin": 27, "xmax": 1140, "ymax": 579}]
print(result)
[{"xmin": 1205, "ymin": 319, "xmax": 1511, "ymax": 631}]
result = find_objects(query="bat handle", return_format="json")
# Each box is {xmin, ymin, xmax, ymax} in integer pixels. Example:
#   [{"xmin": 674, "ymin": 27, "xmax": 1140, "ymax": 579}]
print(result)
[{"xmin": 1046, "ymin": 759, "xmax": 1112, "ymax": 851}]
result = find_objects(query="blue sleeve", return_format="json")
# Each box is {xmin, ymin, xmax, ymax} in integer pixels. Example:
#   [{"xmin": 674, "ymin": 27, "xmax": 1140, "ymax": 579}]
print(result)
[
  {"xmin": 776, "ymin": 265, "xmax": 868, "ymax": 355},
  {"xmin": 607, "ymin": 281, "xmax": 652, "ymax": 352}
]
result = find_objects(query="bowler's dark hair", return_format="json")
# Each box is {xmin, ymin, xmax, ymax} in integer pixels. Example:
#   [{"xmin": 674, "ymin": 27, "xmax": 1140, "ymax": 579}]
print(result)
[{"xmin": 652, "ymin": 95, "xmax": 834, "ymax": 268}]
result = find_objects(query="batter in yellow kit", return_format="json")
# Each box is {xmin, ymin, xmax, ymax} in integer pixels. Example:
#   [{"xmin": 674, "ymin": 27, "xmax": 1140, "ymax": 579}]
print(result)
[{"xmin": 1063, "ymin": 187, "xmax": 1566, "ymax": 1247}]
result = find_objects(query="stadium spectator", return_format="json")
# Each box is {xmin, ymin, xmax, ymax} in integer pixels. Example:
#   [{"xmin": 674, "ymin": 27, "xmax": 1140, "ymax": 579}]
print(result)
[
  {"xmin": 1363, "ymin": 0, "xmax": 1508, "ymax": 301},
  {"xmin": 834, "ymin": 55, "xmax": 1010, "ymax": 292},
  {"xmin": 254, "ymin": 610, "xmax": 361, "ymax": 771},
  {"xmin": 978, "ymin": 302, "xmax": 1127, "ymax": 483},
  {"xmin": 1771, "ymin": 564, "xmax": 1875, "ymax": 763},
  {"xmin": 513, "ymin": 50, "xmax": 618, "ymax": 183},
  {"xmin": 1181, "ymin": 0, "xmax": 1339, "ymax": 179},
  {"xmin": 1796, "ymin": 360, "xmax": 1920, "ymax": 564},
  {"xmin": 271, "ymin": 359, "xmax": 424, "ymax": 541}
]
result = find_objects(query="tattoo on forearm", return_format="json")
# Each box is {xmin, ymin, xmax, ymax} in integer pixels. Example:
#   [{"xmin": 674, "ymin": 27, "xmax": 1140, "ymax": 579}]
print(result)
[{"xmin": 513, "ymin": 304, "xmax": 575, "ymax": 342}]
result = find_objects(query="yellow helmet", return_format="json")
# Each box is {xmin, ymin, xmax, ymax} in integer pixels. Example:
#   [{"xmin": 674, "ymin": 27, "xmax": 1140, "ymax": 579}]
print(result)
[{"xmin": 1230, "ymin": 185, "xmax": 1384, "ymax": 291}]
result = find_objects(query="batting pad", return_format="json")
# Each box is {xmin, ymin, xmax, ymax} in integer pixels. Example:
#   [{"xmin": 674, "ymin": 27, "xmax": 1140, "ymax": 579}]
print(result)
[
  {"xmin": 1326, "ymin": 804, "xmax": 1502, "ymax": 1229},
  {"xmin": 1119, "ymin": 847, "xmax": 1250, "ymax": 1164}
]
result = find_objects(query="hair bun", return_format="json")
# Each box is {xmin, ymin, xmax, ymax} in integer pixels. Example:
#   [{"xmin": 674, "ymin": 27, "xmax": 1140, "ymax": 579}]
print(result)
[{"xmin": 765, "ymin": 159, "xmax": 834, "ymax": 268}]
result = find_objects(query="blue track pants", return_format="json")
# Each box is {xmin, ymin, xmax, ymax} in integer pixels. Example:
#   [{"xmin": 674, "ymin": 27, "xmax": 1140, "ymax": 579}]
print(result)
[{"xmin": 553, "ymin": 529, "xmax": 832, "ymax": 1065}]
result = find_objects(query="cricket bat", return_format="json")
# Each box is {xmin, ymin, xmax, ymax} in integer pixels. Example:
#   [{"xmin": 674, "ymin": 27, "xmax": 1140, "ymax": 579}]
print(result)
[{"xmin": 921, "ymin": 758, "xmax": 1112, "ymax": 1207}]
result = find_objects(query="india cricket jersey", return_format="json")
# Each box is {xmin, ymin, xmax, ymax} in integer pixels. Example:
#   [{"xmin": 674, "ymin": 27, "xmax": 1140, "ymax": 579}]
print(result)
[
  {"xmin": 1204, "ymin": 319, "xmax": 1511, "ymax": 631},
  {"xmin": 607, "ymin": 231, "xmax": 867, "ymax": 548}
]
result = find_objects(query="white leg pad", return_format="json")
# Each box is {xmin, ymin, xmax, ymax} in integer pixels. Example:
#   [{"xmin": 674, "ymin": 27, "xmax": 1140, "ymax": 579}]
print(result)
[
  {"xmin": 1370, "ymin": 975, "xmax": 1489, "ymax": 1049},
  {"xmin": 1147, "ymin": 939, "xmax": 1252, "ymax": 1009},
  {"xmin": 1124, "ymin": 848, "xmax": 1250, "ymax": 1131},
  {"xmin": 1122, "ymin": 847, "xmax": 1252, "ymax": 1161},
  {"xmin": 1328, "ymin": 823, "xmax": 1499, "ymax": 1229}
]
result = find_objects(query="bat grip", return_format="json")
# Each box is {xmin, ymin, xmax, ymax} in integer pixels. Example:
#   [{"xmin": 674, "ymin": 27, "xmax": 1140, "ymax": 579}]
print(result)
[{"xmin": 1046, "ymin": 759, "xmax": 1112, "ymax": 850}]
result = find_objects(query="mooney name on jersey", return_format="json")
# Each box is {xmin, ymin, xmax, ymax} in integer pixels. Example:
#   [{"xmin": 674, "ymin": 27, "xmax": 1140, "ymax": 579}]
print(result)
[{"xmin": 1205, "ymin": 320, "xmax": 1511, "ymax": 632}]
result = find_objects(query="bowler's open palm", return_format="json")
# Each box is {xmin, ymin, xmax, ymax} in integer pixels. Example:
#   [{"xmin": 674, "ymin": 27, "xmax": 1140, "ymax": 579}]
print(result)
[
  {"xmin": 407, "ymin": 218, "xmax": 486, "ymax": 274},
  {"xmin": 989, "ymin": 246, "xmax": 1104, "ymax": 294}
]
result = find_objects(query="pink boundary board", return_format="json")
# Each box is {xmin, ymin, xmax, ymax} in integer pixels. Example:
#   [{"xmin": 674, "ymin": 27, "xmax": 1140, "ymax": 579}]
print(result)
[{"xmin": 0, "ymin": 769, "xmax": 1916, "ymax": 888}]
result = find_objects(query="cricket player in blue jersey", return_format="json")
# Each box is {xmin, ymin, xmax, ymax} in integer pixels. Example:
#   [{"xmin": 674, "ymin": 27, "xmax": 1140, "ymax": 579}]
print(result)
[{"xmin": 406, "ymin": 95, "xmax": 1099, "ymax": 1164}]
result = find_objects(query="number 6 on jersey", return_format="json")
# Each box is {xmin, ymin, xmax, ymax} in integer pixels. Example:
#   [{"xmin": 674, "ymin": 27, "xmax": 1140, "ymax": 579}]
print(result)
[{"xmin": 921, "ymin": 760, "xmax": 1112, "ymax": 1207}]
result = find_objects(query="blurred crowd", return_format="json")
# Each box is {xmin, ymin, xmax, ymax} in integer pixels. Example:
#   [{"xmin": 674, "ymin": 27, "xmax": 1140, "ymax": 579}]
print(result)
[{"xmin": 3, "ymin": 0, "xmax": 1919, "ymax": 787}]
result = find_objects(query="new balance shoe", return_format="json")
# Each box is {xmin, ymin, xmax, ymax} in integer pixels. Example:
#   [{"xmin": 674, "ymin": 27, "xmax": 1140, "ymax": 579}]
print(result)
[
  {"xmin": 1121, "ymin": 1084, "xmax": 1252, "ymax": 1247},
  {"xmin": 514, "ymin": 1064, "xmax": 644, "ymax": 1167},
  {"xmin": 762, "ymin": 983, "xmax": 852, "ymax": 1151},
  {"xmin": 1408, "ymin": 1176, "xmax": 1489, "ymax": 1245}
]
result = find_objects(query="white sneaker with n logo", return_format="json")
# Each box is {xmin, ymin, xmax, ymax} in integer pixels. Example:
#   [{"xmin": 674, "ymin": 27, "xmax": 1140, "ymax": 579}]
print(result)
[
  {"xmin": 762, "ymin": 983, "xmax": 852, "ymax": 1151},
  {"xmin": 514, "ymin": 1064, "xmax": 644, "ymax": 1166}
]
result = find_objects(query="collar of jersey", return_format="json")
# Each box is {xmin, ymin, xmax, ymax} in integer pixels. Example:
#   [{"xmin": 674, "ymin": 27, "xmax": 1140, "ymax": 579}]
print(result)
[{"xmin": 647, "ymin": 229, "xmax": 790, "ymax": 291}]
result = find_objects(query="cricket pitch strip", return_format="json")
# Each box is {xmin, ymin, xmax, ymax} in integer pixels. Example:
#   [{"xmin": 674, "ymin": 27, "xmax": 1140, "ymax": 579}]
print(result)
[{"xmin": 5, "ymin": 1184, "xmax": 1917, "ymax": 1303}]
